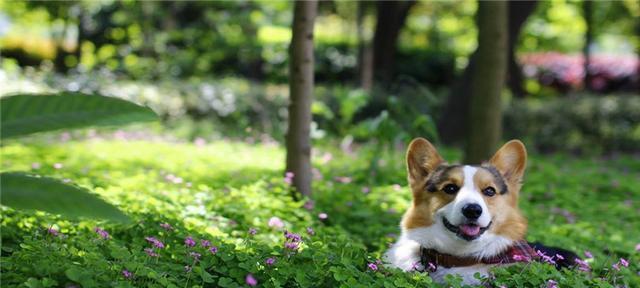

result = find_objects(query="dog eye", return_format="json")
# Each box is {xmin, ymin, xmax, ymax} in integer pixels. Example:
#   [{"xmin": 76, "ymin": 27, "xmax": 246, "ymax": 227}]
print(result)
[
  {"xmin": 482, "ymin": 187, "xmax": 496, "ymax": 197},
  {"xmin": 443, "ymin": 184, "xmax": 459, "ymax": 194}
]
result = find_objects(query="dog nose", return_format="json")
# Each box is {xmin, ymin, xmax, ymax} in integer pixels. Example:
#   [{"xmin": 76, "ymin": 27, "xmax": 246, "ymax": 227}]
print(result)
[{"xmin": 462, "ymin": 203, "xmax": 482, "ymax": 220}]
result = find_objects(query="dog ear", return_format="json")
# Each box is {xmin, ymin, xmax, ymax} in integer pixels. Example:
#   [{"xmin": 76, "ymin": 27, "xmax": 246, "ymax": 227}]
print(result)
[
  {"xmin": 406, "ymin": 138, "xmax": 443, "ymax": 187},
  {"xmin": 489, "ymin": 140, "xmax": 527, "ymax": 183}
]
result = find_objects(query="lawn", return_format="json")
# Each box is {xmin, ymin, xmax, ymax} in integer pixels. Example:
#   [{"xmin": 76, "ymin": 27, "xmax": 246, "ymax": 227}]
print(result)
[{"xmin": 1, "ymin": 130, "xmax": 639, "ymax": 287}]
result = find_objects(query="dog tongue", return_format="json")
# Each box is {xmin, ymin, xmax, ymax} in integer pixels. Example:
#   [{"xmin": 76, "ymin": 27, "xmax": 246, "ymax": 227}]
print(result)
[{"xmin": 460, "ymin": 224, "xmax": 480, "ymax": 236}]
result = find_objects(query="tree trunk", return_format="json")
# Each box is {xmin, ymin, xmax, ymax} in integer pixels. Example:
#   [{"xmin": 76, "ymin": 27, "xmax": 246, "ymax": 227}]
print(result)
[
  {"xmin": 583, "ymin": 0, "xmax": 593, "ymax": 91},
  {"xmin": 464, "ymin": 1, "xmax": 508, "ymax": 164},
  {"xmin": 507, "ymin": 1, "xmax": 538, "ymax": 98},
  {"xmin": 371, "ymin": 0, "xmax": 416, "ymax": 84},
  {"xmin": 357, "ymin": 1, "xmax": 373, "ymax": 91},
  {"xmin": 286, "ymin": 0, "xmax": 317, "ymax": 197},
  {"xmin": 439, "ymin": 1, "xmax": 536, "ymax": 144}
]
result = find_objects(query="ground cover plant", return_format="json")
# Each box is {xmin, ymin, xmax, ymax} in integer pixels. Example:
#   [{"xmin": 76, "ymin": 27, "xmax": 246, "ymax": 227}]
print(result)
[{"xmin": 1, "ymin": 128, "xmax": 639, "ymax": 287}]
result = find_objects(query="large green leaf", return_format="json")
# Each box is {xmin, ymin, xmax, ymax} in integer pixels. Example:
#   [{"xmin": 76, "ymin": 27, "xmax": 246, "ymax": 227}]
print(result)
[
  {"xmin": 1, "ymin": 92, "xmax": 157, "ymax": 138},
  {"xmin": 0, "ymin": 172, "xmax": 131, "ymax": 223}
]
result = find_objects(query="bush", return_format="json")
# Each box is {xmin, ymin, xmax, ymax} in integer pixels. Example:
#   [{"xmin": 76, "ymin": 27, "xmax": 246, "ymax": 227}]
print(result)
[{"xmin": 504, "ymin": 94, "xmax": 640, "ymax": 154}]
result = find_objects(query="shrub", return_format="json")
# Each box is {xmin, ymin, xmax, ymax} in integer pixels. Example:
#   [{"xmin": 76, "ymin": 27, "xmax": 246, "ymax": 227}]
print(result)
[{"xmin": 504, "ymin": 94, "xmax": 640, "ymax": 154}]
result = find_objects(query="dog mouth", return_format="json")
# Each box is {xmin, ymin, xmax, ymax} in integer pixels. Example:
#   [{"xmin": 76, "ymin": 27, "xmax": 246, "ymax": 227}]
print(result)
[{"xmin": 442, "ymin": 217, "xmax": 492, "ymax": 241}]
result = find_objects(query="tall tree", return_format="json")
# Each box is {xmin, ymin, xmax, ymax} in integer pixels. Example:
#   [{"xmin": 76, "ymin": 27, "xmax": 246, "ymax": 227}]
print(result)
[
  {"xmin": 464, "ymin": 1, "xmax": 508, "ymax": 164},
  {"xmin": 583, "ymin": 0, "xmax": 594, "ymax": 91},
  {"xmin": 370, "ymin": 0, "xmax": 416, "ymax": 84},
  {"xmin": 439, "ymin": 1, "xmax": 537, "ymax": 144},
  {"xmin": 286, "ymin": 0, "xmax": 318, "ymax": 197}
]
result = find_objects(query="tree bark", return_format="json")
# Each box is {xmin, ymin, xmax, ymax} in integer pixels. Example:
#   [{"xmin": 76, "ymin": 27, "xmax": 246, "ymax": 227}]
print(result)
[
  {"xmin": 286, "ymin": 0, "xmax": 317, "ymax": 197},
  {"xmin": 583, "ymin": 0, "xmax": 593, "ymax": 91},
  {"xmin": 464, "ymin": 1, "xmax": 508, "ymax": 164},
  {"xmin": 371, "ymin": 0, "xmax": 416, "ymax": 84},
  {"xmin": 439, "ymin": 1, "xmax": 536, "ymax": 144},
  {"xmin": 507, "ymin": 1, "xmax": 538, "ymax": 98},
  {"xmin": 357, "ymin": 1, "xmax": 373, "ymax": 91}
]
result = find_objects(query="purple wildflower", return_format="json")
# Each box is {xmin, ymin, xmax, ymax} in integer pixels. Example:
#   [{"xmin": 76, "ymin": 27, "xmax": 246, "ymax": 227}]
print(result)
[
  {"xmin": 209, "ymin": 246, "xmax": 218, "ymax": 254},
  {"xmin": 620, "ymin": 258, "xmax": 629, "ymax": 267},
  {"xmin": 584, "ymin": 251, "xmax": 593, "ymax": 259},
  {"xmin": 265, "ymin": 257, "xmax": 276, "ymax": 266},
  {"xmin": 284, "ymin": 172, "xmax": 294, "ymax": 185},
  {"xmin": 635, "ymin": 243, "xmax": 640, "ymax": 252},
  {"xmin": 94, "ymin": 227, "xmax": 110, "ymax": 240},
  {"xmin": 122, "ymin": 269, "xmax": 133, "ymax": 279},
  {"xmin": 284, "ymin": 242, "xmax": 299, "ymax": 250},
  {"xmin": 318, "ymin": 213, "xmax": 328, "ymax": 220},
  {"xmin": 547, "ymin": 279, "xmax": 558, "ymax": 288},
  {"xmin": 189, "ymin": 252, "xmax": 202, "ymax": 261},
  {"xmin": 145, "ymin": 236, "xmax": 165, "ymax": 249},
  {"xmin": 575, "ymin": 259, "xmax": 591, "ymax": 272},
  {"xmin": 303, "ymin": 200, "xmax": 314, "ymax": 210},
  {"xmin": 612, "ymin": 263, "xmax": 620, "ymax": 271},
  {"xmin": 362, "ymin": 186, "xmax": 370, "ymax": 194},
  {"xmin": 47, "ymin": 227, "xmax": 59, "ymax": 236},
  {"xmin": 367, "ymin": 263, "xmax": 378, "ymax": 271},
  {"xmin": 427, "ymin": 262, "xmax": 437, "ymax": 272},
  {"xmin": 268, "ymin": 217, "xmax": 284, "ymax": 229},
  {"xmin": 248, "ymin": 228, "xmax": 257, "ymax": 235},
  {"xmin": 184, "ymin": 236, "xmax": 196, "ymax": 247},
  {"xmin": 555, "ymin": 254, "xmax": 565, "ymax": 260},
  {"xmin": 245, "ymin": 274, "xmax": 258, "ymax": 286},
  {"xmin": 160, "ymin": 223, "xmax": 173, "ymax": 230},
  {"xmin": 201, "ymin": 240, "xmax": 211, "ymax": 248},
  {"xmin": 306, "ymin": 227, "xmax": 315, "ymax": 236},
  {"xmin": 512, "ymin": 255, "xmax": 530, "ymax": 262},
  {"xmin": 284, "ymin": 231, "xmax": 302, "ymax": 242},
  {"xmin": 144, "ymin": 248, "xmax": 159, "ymax": 257}
]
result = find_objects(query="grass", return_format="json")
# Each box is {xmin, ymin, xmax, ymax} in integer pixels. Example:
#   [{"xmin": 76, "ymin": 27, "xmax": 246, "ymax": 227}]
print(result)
[{"xmin": 1, "ymin": 130, "xmax": 639, "ymax": 287}]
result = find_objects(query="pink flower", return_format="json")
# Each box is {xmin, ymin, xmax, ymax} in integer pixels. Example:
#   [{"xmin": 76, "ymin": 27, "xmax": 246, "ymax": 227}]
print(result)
[
  {"xmin": 145, "ymin": 237, "xmax": 165, "ymax": 249},
  {"xmin": 194, "ymin": 137, "xmax": 206, "ymax": 147},
  {"xmin": 31, "ymin": 162, "xmax": 41, "ymax": 169},
  {"xmin": 427, "ymin": 262, "xmax": 437, "ymax": 272},
  {"xmin": 584, "ymin": 251, "xmax": 593, "ymax": 259},
  {"xmin": 47, "ymin": 227, "xmax": 59, "ymax": 236},
  {"xmin": 612, "ymin": 263, "xmax": 620, "ymax": 271},
  {"xmin": 620, "ymin": 258, "xmax": 629, "ymax": 267},
  {"xmin": 200, "ymin": 240, "xmax": 211, "ymax": 248},
  {"xmin": 265, "ymin": 257, "xmax": 276, "ymax": 266},
  {"xmin": 367, "ymin": 263, "xmax": 378, "ymax": 271},
  {"xmin": 268, "ymin": 217, "xmax": 284, "ymax": 229},
  {"xmin": 303, "ymin": 200, "xmax": 314, "ymax": 210},
  {"xmin": 189, "ymin": 252, "xmax": 201, "ymax": 261},
  {"xmin": 209, "ymin": 246, "xmax": 218, "ymax": 254},
  {"xmin": 144, "ymin": 248, "xmax": 159, "ymax": 257},
  {"xmin": 555, "ymin": 254, "xmax": 564, "ymax": 260},
  {"xmin": 53, "ymin": 163, "xmax": 63, "ymax": 169},
  {"xmin": 245, "ymin": 274, "xmax": 258, "ymax": 286},
  {"xmin": 160, "ymin": 223, "xmax": 173, "ymax": 230},
  {"xmin": 306, "ymin": 227, "xmax": 315, "ymax": 236},
  {"xmin": 122, "ymin": 269, "xmax": 133, "ymax": 279},
  {"xmin": 635, "ymin": 243, "xmax": 640, "ymax": 252},
  {"xmin": 335, "ymin": 176, "xmax": 352, "ymax": 184},
  {"xmin": 392, "ymin": 184, "xmax": 402, "ymax": 191},
  {"xmin": 284, "ymin": 172, "xmax": 294, "ymax": 185},
  {"xmin": 94, "ymin": 227, "xmax": 110, "ymax": 240},
  {"xmin": 575, "ymin": 259, "xmax": 591, "ymax": 272},
  {"xmin": 318, "ymin": 213, "xmax": 328, "ymax": 220},
  {"xmin": 184, "ymin": 236, "xmax": 196, "ymax": 247},
  {"xmin": 512, "ymin": 254, "xmax": 530, "ymax": 262},
  {"xmin": 361, "ymin": 187, "xmax": 370, "ymax": 194}
]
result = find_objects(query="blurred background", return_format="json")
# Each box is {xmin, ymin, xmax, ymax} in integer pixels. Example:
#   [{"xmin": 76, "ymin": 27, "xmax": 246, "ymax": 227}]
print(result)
[{"xmin": 0, "ymin": 0, "xmax": 638, "ymax": 154}]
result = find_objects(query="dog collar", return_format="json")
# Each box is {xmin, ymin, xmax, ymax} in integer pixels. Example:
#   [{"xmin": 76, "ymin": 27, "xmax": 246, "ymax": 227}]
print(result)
[{"xmin": 420, "ymin": 240, "xmax": 538, "ymax": 271}]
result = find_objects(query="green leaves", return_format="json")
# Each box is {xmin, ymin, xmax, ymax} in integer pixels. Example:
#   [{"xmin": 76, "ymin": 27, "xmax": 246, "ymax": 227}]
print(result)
[
  {"xmin": 0, "ymin": 172, "xmax": 130, "ymax": 223},
  {"xmin": 1, "ymin": 92, "xmax": 157, "ymax": 139}
]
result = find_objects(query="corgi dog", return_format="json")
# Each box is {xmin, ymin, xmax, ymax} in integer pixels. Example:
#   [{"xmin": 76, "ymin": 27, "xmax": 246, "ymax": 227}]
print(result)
[{"xmin": 385, "ymin": 138, "xmax": 576, "ymax": 285}]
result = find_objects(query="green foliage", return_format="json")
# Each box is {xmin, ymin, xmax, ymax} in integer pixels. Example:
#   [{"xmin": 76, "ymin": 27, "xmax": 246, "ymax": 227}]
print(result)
[
  {"xmin": 504, "ymin": 94, "xmax": 640, "ymax": 153},
  {"xmin": 1, "ymin": 135, "xmax": 638, "ymax": 287},
  {"xmin": 0, "ymin": 172, "xmax": 130, "ymax": 223},
  {"xmin": 1, "ymin": 93, "xmax": 157, "ymax": 139}
]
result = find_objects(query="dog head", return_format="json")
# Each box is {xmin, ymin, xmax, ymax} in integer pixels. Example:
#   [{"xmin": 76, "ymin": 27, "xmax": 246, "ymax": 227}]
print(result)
[{"xmin": 400, "ymin": 138, "xmax": 528, "ymax": 258}]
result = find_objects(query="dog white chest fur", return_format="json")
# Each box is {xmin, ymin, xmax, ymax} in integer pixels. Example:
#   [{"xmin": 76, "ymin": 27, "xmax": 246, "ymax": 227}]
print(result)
[{"xmin": 384, "ymin": 138, "xmax": 529, "ymax": 285}]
